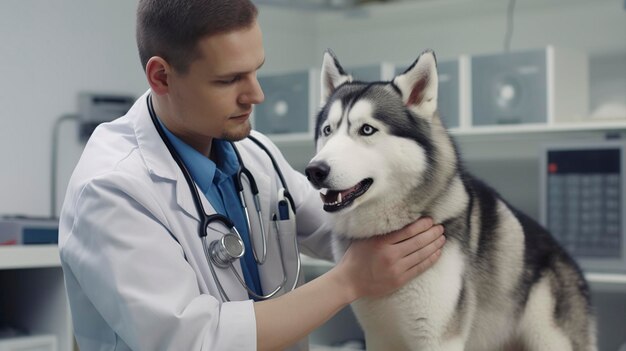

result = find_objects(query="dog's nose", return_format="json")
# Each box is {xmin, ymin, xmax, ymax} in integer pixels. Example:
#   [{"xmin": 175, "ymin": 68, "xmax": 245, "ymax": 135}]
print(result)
[{"xmin": 305, "ymin": 161, "xmax": 330, "ymax": 187}]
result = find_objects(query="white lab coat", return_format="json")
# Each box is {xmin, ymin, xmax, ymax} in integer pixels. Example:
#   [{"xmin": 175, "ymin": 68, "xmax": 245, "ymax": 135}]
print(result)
[{"xmin": 58, "ymin": 90, "xmax": 334, "ymax": 351}]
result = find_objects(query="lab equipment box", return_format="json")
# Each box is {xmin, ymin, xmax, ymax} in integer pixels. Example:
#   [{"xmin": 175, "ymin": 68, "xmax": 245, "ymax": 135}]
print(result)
[
  {"xmin": 78, "ymin": 92, "xmax": 134, "ymax": 141},
  {"xmin": 471, "ymin": 46, "xmax": 589, "ymax": 126},
  {"xmin": 253, "ymin": 69, "xmax": 318, "ymax": 140},
  {"xmin": 0, "ymin": 217, "xmax": 58, "ymax": 245}
]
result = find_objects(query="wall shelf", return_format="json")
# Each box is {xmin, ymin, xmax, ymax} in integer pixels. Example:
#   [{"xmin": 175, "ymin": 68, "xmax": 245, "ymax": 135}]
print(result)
[
  {"xmin": 0, "ymin": 245, "xmax": 61, "ymax": 270},
  {"xmin": 449, "ymin": 120, "xmax": 626, "ymax": 137},
  {"xmin": 272, "ymin": 119, "xmax": 626, "ymax": 144},
  {"xmin": 586, "ymin": 272, "xmax": 626, "ymax": 293}
]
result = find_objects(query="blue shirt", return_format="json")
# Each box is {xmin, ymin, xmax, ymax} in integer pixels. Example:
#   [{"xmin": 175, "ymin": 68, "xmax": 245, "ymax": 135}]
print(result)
[{"xmin": 157, "ymin": 120, "xmax": 263, "ymax": 300}]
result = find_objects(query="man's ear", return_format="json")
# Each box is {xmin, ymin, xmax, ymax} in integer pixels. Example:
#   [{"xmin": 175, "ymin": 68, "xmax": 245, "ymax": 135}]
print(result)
[
  {"xmin": 320, "ymin": 49, "xmax": 352, "ymax": 106},
  {"xmin": 392, "ymin": 50, "xmax": 438, "ymax": 118},
  {"xmin": 145, "ymin": 57, "xmax": 171, "ymax": 96}
]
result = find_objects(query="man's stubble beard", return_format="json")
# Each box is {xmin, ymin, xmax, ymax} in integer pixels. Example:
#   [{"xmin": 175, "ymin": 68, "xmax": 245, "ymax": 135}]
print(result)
[{"xmin": 221, "ymin": 120, "xmax": 252, "ymax": 142}]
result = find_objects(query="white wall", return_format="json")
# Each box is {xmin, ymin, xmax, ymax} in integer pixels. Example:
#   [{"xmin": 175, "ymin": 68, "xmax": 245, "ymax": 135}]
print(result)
[
  {"xmin": 312, "ymin": 0, "xmax": 626, "ymax": 66},
  {"xmin": 0, "ymin": 0, "xmax": 144, "ymax": 216},
  {"xmin": 0, "ymin": 0, "xmax": 624, "ymax": 217},
  {"xmin": 0, "ymin": 1, "xmax": 314, "ymax": 217},
  {"xmin": 258, "ymin": 7, "xmax": 318, "ymax": 73}
]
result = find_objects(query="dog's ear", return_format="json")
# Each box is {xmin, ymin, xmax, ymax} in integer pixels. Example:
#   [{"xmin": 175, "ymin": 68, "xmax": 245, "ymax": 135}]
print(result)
[
  {"xmin": 393, "ymin": 50, "xmax": 438, "ymax": 118},
  {"xmin": 320, "ymin": 49, "xmax": 352, "ymax": 106}
]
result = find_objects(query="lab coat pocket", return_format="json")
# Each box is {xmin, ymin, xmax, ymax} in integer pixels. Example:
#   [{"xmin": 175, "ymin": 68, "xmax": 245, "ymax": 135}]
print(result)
[
  {"xmin": 275, "ymin": 217, "xmax": 303, "ymax": 291},
  {"xmin": 256, "ymin": 214, "xmax": 302, "ymax": 297}
]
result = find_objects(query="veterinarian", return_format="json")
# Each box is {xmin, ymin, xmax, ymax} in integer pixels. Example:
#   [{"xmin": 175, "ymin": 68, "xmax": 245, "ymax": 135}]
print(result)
[{"xmin": 57, "ymin": 0, "xmax": 446, "ymax": 350}]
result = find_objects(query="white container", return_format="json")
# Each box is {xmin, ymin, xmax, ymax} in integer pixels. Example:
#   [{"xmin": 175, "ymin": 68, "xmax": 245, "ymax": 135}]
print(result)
[{"xmin": 470, "ymin": 46, "xmax": 589, "ymax": 127}]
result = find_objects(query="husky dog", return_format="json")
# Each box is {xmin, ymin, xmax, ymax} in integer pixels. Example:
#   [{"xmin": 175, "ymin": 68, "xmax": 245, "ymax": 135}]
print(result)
[{"xmin": 305, "ymin": 50, "xmax": 597, "ymax": 351}]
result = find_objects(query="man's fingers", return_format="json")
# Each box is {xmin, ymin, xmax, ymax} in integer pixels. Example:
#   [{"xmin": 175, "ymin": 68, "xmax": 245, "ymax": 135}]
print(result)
[
  {"xmin": 396, "ymin": 224, "xmax": 445, "ymax": 258},
  {"xmin": 399, "ymin": 234, "xmax": 446, "ymax": 271},
  {"xmin": 386, "ymin": 217, "xmax": 434, "ymax": 244},
  {"xmin": 402, "ymin": 248, "xmax": 443, "ymax": 281}
]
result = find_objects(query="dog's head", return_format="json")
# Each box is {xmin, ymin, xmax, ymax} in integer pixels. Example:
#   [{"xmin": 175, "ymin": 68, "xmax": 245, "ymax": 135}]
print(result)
[{"xmin": 306, "ymin": 50, "xmax": 455, "ymax": 237}]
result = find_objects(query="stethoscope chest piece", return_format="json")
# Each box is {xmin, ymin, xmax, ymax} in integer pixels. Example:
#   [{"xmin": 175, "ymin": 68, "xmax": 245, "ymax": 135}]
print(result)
[
  {"xmin": 210, "ymin": 233, "xmax": 245, "ymax": 268},
  {"xmin": 147, "ymin": 93, "xmax": 298, "ymax": 301},
  {"xmin": 202, "ymin": 214, "xmax": 245, "ymax": 268}
]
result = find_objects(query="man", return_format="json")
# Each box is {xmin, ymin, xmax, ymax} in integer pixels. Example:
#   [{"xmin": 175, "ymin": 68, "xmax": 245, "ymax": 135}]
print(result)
[{"xmin": 58, "ymin": 0, "xmax": 446, "ymax": 350}]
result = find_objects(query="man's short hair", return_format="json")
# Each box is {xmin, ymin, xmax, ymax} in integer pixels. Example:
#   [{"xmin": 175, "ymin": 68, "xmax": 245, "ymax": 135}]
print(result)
[{"xmin": 136, "ymin": 0, "xmax": 258, "ymax": 74}]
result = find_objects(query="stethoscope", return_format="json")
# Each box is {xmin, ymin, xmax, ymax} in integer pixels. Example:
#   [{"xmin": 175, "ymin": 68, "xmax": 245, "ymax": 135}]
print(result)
[{"xmin": 147, "ymin": 94, "xmax": 301, "ymax": 301}]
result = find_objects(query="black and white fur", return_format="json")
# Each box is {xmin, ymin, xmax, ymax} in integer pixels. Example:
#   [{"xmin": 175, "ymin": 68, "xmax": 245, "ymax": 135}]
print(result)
[{"xmin": 305, "ymin": 50, "xmax": 597, "ymax": 351}]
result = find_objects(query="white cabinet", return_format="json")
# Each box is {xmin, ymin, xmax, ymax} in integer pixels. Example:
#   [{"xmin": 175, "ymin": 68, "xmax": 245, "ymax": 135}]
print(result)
[{"xmin": 0, "ymin": 246, "xmax": 72, "ymax": 351}]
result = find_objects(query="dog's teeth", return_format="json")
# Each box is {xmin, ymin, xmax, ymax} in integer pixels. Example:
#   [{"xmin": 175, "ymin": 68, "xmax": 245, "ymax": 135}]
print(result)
[
  {"xmin": 337, "ymin": 192, "xmax": 342, "ymax": 203},
  {"xmin": 320, "ymin": 188, "xmax": 329, "ymax": 195}
]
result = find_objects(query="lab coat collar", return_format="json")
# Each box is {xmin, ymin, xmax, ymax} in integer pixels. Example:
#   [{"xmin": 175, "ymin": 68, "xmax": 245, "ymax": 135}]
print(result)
[
  {"xmin": 130, "ymin": 91, "xmax": 273, "ymax": 235},
  {"xmin": 130, "ymin": 90, "xmax": 266, "ymax": 301},
  {"xmin": 131, "ymin": 90, "xmax": 209, "ymax": 221}
]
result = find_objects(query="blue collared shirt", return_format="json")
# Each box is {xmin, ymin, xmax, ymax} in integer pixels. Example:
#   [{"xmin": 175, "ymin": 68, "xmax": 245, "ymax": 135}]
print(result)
[{"xmin": 157, "ymin": 119, "xmax": 263, "ymax": 300}]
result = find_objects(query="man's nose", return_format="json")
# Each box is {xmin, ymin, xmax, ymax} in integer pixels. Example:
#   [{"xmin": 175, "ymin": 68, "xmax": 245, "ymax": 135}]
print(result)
[{"xmin": 240, "ymin": 76, "xmax": 265, "ymax": 105}]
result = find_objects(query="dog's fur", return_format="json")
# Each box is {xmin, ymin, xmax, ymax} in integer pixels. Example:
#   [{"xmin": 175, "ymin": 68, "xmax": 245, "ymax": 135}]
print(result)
[{"xmin": 305, "ymin": 50, "xmax": 597, "ymax": 351}]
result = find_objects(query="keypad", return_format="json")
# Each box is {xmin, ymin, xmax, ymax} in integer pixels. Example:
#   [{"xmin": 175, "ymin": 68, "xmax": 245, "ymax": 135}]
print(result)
[{"xmin": 546, "ymin": 149, "xmax": 622, "ymax": 258}]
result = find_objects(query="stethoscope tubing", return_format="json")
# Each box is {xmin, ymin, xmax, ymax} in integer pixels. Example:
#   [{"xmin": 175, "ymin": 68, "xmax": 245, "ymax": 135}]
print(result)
[
  {"xmin": 231, "ymin": 148, "xmax": 268, "ymax": 265},
  {"xmin": 147, "ymin": 94, "xmax": 300, "ymax": 301}
]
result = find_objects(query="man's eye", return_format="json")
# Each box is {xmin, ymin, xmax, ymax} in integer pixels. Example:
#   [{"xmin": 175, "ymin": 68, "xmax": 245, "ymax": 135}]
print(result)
[{"xmin": 218, "ymin": 76, "xmax": 241, "ymax": 84}]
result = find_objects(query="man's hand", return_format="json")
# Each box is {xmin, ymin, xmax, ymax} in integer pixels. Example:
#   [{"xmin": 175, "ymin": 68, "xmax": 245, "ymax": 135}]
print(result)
[
  {"xmin": 254, "ymin": 217, "xmax": 444, "ymax": 351},
  {"xmin": 335, "ymin": 217, "xmax": 445, "ymax": 301}
]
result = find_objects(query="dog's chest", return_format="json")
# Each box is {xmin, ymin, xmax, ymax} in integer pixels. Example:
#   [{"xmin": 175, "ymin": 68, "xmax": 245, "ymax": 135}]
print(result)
[{"xmin": 350, "ymin": 243, "xmax": 465, "ymax": 349}]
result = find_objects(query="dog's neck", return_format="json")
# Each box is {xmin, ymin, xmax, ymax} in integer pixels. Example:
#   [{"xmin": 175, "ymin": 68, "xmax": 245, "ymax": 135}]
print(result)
[{"xmin": 330, "ymin": 173, "xmax": 469, "ymax": 239}]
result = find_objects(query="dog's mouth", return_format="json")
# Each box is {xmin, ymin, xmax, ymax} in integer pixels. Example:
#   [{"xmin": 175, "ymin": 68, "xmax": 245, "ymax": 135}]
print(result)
[{"xmin": 319, "ymin": 178, "xmax": 373, "ymax": 212}]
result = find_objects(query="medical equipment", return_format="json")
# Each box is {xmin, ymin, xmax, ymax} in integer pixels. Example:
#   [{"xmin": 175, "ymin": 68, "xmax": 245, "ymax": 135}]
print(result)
[
  {"xmin": 231, "ymin": 146, "xmax": 268, "ymax": 264},
  {"xmin": 253, "ymin": 69, "xmax": 317, "ymax": 139},
  {"xmin": 540, "ymin": 140, "xmax": 626, "ymax": 273},
  {"xmin": 0, "ymin": 216, "xmax": 59, "ymax": 245},
  {"xmin": 471, "ymin": 46, "xmax": 588, "ymax": 126},
  {"xmin": 78, "ymin": 92, "xmax": 134, "ymax": 141},
  {"xmin": 146, "ymin": 94, "xmax": 301, "ymax": 301}
]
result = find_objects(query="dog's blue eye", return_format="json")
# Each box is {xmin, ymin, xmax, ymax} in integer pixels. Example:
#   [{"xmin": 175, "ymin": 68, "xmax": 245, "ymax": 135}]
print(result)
[
  {"xmin": 322, "ymin": 125, "xmax": 332, "ymax": 136},
  {"xmin": 359, "ymin": 124, "xmax": 377, "ymax": 136}
]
